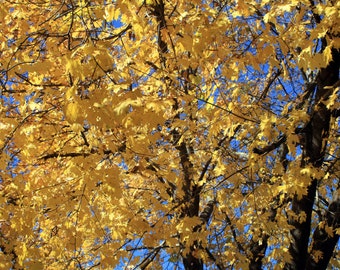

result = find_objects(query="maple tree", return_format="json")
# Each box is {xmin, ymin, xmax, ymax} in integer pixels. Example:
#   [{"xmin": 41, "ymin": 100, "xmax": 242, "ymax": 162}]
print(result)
[{"xmin": 0, "ymin": 0, "xmax": 340, "ymax": 269}]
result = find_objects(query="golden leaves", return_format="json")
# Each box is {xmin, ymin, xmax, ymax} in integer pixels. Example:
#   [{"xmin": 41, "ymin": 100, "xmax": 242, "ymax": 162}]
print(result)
[
  {"xmin": 1, "ymin": 0, "xmax": 340, "ymax": 269},
  {"xmin": 113, "ymin": 97, "xmax": 143, "ymax": 115},
  {"xmin": 104, "ymin": 4, "xmax": 121, "ymax": 22},
  {"xmin": 65, "ymin": 102, "xmax": 81, "ymax": 123}
]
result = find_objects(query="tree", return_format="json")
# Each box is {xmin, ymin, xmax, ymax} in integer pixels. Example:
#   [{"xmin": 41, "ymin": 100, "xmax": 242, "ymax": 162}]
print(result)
[{"xmin": 0, "ymin": 0, "xmax": 339, "ymax": 269}]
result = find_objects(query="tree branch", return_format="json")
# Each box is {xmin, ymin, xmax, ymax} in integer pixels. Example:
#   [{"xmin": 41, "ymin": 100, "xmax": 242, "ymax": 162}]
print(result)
[
  {"xmin": 306, "ymin": 192, "xmax": 340, "ymax": 270},
  {"xmin": 40, "ymin": 151, "xmax": 92, "ymax": 160},
  {"xmin": 253, "ymin": 135, "xmax": 286, "ymax": 155}
]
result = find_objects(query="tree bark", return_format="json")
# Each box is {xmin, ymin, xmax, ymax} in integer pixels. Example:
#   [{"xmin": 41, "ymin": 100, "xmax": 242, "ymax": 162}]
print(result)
[
  {"xmin": 285, "ymin": 47, "xmax": 340, "ymax": 270},
  {"xmin": 285, "ymin": 180, "xmax": 317, "ymax": 270},
  {"xmin": 306, "ymin": 193, "xmax": 340, "ymax": 270}
]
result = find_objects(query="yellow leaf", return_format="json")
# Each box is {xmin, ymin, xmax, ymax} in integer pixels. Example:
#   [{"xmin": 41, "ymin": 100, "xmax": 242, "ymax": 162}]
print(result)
[
  {"xmin": 325, "ymin": 224, "xmax": 334, "ymax": 237},
  {"xmin": 105, "ymin": 5, "xmax": 120, "ymax": 21},
  {"xmin": 66, "ymin": 102, "xmax": 80, "ymax": 123},
  {"xmin": 17, "ymin": 243, "xmax": 27, "ymax": 266},
  {"xmin": 65, "ymin": 85, "xmax": 77, "ymax": 100},
  {"xmin": 323, "ymin": 44, "xmax": 333, "ymax": 66},
  {"xmin": 113, "ymin": 98, "xmax": 142, "ymax": 115}
]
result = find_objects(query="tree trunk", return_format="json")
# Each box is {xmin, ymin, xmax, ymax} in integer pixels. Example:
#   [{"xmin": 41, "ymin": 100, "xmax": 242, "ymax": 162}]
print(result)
[
  {"xmin": 183, "ymin": 254, "xmax": 204, "ymax": 270},
  {"xmin": 306, "ymin": 194, "xmax": 340, "ymax": 270},
  {"xmin": 285, "ymin": 47, "xmax": 340, "ymax": 269}
]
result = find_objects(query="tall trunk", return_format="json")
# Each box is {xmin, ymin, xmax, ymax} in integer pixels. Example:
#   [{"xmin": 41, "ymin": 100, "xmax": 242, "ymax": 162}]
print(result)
[
  {"xmin": 306, "ymin": 194, "xmax": 340, "ymax": 270},
  {"xmin": 183, "ymin": 254, "xmax": 204, "ymax": 270},
  {"xmin": 285, "ymin": 47, "xmax": 340, "ymax": 269},
  {"xmin": 285, "ymin": 180, "xmax": 317, "ymax": 270}
]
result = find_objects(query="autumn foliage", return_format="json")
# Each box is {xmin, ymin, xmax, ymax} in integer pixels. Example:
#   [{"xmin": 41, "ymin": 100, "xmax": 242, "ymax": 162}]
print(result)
[{"xmin": 0, "ymin": 0, "xmax": 339, "ymax": 269}]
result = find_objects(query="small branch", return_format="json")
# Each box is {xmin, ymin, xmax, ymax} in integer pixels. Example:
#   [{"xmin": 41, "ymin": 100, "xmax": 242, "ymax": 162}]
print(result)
[
  {"xmin": 225, "ymin": 214, "xmax": 245, "ymax": 253},
  {"xmin": 39, "ymin": 151, "xmax": 92, "ymax": 160},
  {"xmin": 258, "ymin": 69, "xmax": 282, "ymax": 101},
  {"xmin": 136, "ymin": 241, "xmax": 166, "ymax": 270},
  {"xmin": 253, "ymin": 135, "xmax": 286, "ymax": 155},
  {"xmin": 197, "ymin": 97, "xmax": 258, "ymax": 123},
  {"xmin": 204, "ymin": 247, "xmax": 224, "ymax": 270}
]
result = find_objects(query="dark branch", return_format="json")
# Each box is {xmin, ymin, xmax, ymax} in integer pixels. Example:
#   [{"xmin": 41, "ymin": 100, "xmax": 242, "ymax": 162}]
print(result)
[
  {"xmin": 253, "ymin": 135, "xmax": 286, "ymax": 155},
  {"xmin": 40, "ymin": 152, "xmax": 92, "ymax": 160},
  {"xmin": 306, "ymin": 192, "xmax": 340, "ymax": 270}
]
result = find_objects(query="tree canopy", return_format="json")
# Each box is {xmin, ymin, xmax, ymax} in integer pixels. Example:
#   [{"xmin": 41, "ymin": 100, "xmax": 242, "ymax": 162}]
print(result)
[{"xmin": 0, "ymin": 0, "xmax": 339, "ymax": 269}]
